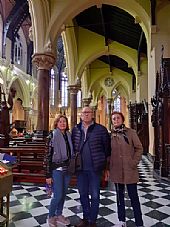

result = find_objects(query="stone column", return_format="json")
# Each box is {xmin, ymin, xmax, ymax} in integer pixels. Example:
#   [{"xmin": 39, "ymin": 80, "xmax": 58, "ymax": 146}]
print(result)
[
  {"xmin": 107, "ymin": 98, "xmax": 113, "ymax": 131},
  {"xmin": 68, "ymin": 85, "xmax": 80, "ymax": 130},
  {"xmin": 32, "ymin": 52, "xmax": 55, "ymax": 136},
  {"xmin": 82, "ymin": 98, "xmax": 92, "ymax": 107}
]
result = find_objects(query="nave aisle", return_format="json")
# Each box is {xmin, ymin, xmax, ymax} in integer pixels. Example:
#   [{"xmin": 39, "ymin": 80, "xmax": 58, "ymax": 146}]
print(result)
[{"xmin": 8, "ymin": 156, "xmax": 170, "ymax": 227}]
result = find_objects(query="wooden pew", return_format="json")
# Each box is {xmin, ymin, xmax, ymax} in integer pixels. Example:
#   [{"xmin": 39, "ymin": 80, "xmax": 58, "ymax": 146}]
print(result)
[
  {"xmin": 0, "ymin": 143, "xmax": 78, "ymax": 186},
  {"xmin": 0, "ymin": 146, "xmax": 47, "ymax": 183}
]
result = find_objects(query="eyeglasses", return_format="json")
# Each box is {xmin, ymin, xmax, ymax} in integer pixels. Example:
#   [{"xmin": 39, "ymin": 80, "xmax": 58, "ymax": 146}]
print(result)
[
  {"xmin": 112, "ymin": 116, "xmax": 122, "ymax": 120},
  {"xmin": 82, "ymin": 111, "xmax": 93, "ymax": 114}
]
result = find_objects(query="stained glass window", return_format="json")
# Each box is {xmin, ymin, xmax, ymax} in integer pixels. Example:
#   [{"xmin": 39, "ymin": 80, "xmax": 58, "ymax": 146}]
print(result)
[
  {"xmin": 112, "ymin": 89, "xmax": 120, "ymax": 111},
  {"xmin": 14, "ymin": 37, "xmax": 23, "ymax": 65},
  {"xmin": 50, "ymin": 69, "xmax": 55, "ymax": 106},
  {"xmin": 77, "ymin": 90, "xmax": 82, "ymax": 107},
  {"xmin": 61, "ymin": 72, "xmax": 68, "ymax": 107}
]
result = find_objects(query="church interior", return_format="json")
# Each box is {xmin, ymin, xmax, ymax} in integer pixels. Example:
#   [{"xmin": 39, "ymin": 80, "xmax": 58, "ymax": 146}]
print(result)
[{"xmin": 0, "ymin": 0, "xmax": 170, "ymax": 226}]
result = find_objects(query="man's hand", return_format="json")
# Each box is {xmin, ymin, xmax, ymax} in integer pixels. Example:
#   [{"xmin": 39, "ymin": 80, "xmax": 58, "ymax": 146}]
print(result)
[
  {"xmin": 104, "ymin": 170, "xmax": 110, "ymax": 181},
  {"xmin": 46, "ymin": 178, "xmax": 52, "ymax": 185}
]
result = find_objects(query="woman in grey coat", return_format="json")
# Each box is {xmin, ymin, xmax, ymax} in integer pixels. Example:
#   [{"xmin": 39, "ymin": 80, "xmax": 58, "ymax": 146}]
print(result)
[{"xmin": 105, "ymin": 111, "xmax": 144, "ymax": 227}]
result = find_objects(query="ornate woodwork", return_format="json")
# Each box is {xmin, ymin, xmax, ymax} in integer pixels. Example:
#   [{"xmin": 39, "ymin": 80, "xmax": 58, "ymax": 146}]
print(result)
[
  {"xmin": 151, "ymin": 57, "xmax": 170, "ymax": 177},
  {"xmin": 128, "ymin": 101, "xmax": 149, "ymax": 155}
]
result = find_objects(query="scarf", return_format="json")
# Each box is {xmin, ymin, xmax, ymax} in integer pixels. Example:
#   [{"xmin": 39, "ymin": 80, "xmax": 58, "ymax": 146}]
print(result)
[
  {"xmin": 52, "ymin": 128, "xmax": 74, "ymax": 163},
  {"xmin": 112, "ymin": 124, "xmax": 129, "ymax": 144}
]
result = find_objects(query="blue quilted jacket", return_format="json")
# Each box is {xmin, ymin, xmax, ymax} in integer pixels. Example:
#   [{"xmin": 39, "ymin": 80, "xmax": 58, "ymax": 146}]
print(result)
[{"xmin": 71, "ymin": 122, "xmax": 111, "ymax": 171}]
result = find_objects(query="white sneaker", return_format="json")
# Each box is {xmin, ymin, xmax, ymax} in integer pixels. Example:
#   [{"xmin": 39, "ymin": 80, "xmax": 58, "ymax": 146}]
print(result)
[
  {"xmin": 114, "ymin": 221, "xmax": 127, "ymax": 227},
  {"xmin": 56, "ymin": 215, "xmax": 70, "ymax": 226}
]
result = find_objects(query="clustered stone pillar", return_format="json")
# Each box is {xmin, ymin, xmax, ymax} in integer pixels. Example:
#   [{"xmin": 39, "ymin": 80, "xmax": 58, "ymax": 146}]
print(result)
[
  {"xmin": 68, "ymin": 85, "xmax": 80, "ymax": 130},
  {"xmin": 107, "ymin": 98, "xmax": 113, "ymax": 131},
  {"xmin": 32, "ymin": 52, "xmax": 55, "ymax": 136}
]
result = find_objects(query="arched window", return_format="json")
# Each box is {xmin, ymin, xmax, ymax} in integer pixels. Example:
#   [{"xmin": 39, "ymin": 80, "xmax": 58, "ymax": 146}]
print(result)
[
  {"xmin": 112, "ymin": 89, "xmax": 120, "ymax": 111},
  {"xmin": 114, "ymin": 95, "xmax": 120, "ymax": 111},
  {"xmin": 14, "ymin": 36, "xmax": 23, "ymax": 65},
  {"xmin": 50, "ymin": 68, "xmax": 55, "ymax": 106},
  {"xmin": 77, "ymin": 90, "xmax": 82, "ymax": 108},
  {"xmin": 61, "ymin": 72, "xmax": 68, "ymax": 107}
]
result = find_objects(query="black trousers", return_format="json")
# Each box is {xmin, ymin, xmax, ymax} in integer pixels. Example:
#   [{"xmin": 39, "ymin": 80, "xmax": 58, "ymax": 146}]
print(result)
[{"xmin": 115, "ymin": 183, "xmax": 143, "ymax": 226}]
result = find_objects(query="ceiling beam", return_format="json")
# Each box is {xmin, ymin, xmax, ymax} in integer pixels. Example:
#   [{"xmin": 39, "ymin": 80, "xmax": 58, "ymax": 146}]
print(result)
[{"xmin": 99, "ymin": 6, "xmax": 112, "ymax": 72}]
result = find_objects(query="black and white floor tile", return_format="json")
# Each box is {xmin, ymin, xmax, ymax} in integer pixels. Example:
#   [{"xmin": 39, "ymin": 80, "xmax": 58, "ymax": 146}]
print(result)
[{"xmin": 6, "ymin": 156, "xmax": 170, "ymax": 226}]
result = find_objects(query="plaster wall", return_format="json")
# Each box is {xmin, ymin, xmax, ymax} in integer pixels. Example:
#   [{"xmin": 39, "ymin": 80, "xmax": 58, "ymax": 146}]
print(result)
[
  {"xmin": 77, "ymin": 27, "xmax": 105, "ymax": 75},
  {"xmin": 135, "ymin": 0, "xmax": 150, "ymax": 16},
  {"xmin": 152, "ymin": 4, "xmax": 170, "ymax": 71},
  {"xmin": 136, "ymin": 58, "xmax": 148, "ymax": 102}
]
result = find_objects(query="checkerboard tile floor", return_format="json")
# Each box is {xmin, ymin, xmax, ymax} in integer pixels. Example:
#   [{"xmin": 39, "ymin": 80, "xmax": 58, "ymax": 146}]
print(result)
[{"xmin": 7, "ymin": 156, "xmax": 170, "ymax": 227}]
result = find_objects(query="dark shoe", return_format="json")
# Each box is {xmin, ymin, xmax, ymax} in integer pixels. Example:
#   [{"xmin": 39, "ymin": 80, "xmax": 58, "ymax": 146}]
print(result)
[
  {"xmin": 75, "ymin": 219, "xmax": 89, "ymax": 227},
  {"xmin": 89, "ymin": 223, "xmax": 97, "ymax": 227}
]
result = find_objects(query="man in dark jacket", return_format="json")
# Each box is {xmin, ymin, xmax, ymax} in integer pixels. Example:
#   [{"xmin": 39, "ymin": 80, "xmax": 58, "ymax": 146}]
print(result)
[{"xmin": 72, "ymin": 106, "xmax": 111, "ymax": 227}]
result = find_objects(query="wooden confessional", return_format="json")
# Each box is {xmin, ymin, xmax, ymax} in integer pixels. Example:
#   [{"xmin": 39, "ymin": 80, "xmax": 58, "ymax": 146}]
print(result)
[
  {"xmin": 128, "ymin": 101, "xmax": 149, "ymax": 155},
  {"xmin": 151, "ymin": 58, "xmax": 170, "ymax": 178}
]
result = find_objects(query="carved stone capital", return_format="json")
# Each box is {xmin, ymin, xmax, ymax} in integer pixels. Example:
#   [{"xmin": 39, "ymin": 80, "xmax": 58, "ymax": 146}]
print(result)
[
  {"xmin": 68, "ymin": 85, "xmax": 80, "ymax": 94},
  {"xmin": 32, "ymin": 52, "xmax": 56, "ymax": 70}
]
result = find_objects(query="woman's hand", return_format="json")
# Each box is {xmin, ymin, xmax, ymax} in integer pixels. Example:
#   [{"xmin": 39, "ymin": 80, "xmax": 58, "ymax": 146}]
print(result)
[
  {"xmin": 104, "ymin": 170, "xmax": 110, "ymax": 181},
  {"xmin": 46, "ymin": 178, "xmax": 52, "ymax": 185}
]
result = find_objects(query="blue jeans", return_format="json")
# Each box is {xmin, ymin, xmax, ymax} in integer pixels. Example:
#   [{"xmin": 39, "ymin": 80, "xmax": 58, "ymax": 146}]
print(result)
[
  {"xmin": 77, "ymin": 171, "xmax": 101, "ymax": 223},
  {"xmin": 49, "ymin": 170, "xmax": 71, "ymax": 217},
  {"xmin": 115, "ymin": 183, "xmax": 143, "ymax": 226}
]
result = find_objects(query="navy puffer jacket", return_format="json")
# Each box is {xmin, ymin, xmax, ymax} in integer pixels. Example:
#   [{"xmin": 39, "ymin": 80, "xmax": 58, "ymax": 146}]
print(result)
[{"xmin": 71, "ymin": 122, "xmax": 111, "ymax": 171}]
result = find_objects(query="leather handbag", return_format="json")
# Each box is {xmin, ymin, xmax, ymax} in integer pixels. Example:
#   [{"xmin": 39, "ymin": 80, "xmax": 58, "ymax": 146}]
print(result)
[{"xmin": 67, "ymin": 152, "xmax": 82, "ymax": 174}]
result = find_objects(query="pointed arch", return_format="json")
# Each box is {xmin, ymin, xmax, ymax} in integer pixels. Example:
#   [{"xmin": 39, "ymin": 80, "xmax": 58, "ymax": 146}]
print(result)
[
  {"xmin": 47, "ymin": 0, "xmax": 150, "ymax": 50},
  {"xmin": 9, "ymin": 77, "xmax": 30, "ymax": 106}
]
